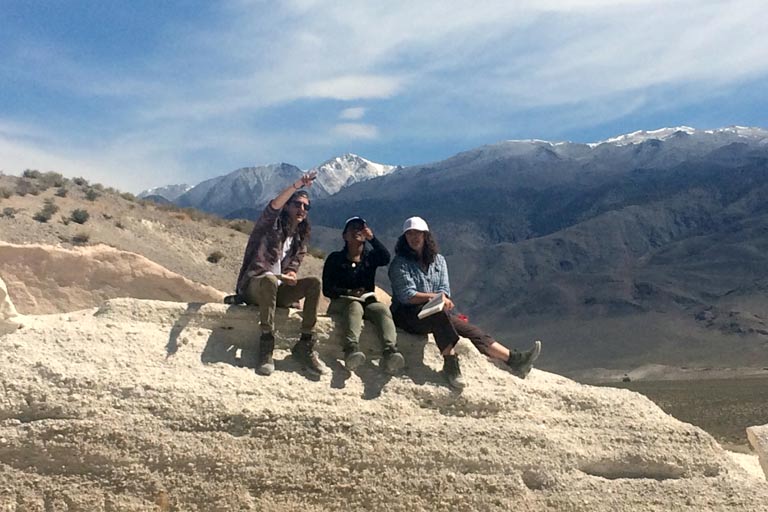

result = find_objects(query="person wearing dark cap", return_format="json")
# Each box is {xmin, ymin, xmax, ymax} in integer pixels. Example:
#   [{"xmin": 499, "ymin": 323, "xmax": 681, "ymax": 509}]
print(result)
[
  {"xmin": 322, "ymin": 217, "xmax": 405, "ymax": 373},
  {"xmin": 388, "ymin": 216, "xmax": 541, "ymax": 390},
  {"xmin": 235, "ymin": 171, "xmax": 324, "ymax": 377}
]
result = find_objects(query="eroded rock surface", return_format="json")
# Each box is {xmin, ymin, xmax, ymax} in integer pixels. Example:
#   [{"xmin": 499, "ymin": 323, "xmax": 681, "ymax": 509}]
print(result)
[
  {"xmin": 747, "ymin": 424, "xmax": 768, "ymax": 480},
  {"xmin": 1, "ymin": 298, "xmax": 766, "ymax": 511},
  {"xmin": 0, "ymin": 242, "xmax": 226, "ymax": 314}
]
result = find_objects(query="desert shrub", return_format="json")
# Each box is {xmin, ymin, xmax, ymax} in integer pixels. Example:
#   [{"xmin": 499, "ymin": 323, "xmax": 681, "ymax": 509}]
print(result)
[
  {"xmin": 92, "ymin": 183, "xmax": 105, "ymax": 192},
  {"xmin": 34, "ymin": 199, "xmax": 60, "ymax": 222},
  {"xmin": 2, "ymin": 207, "xmax": 18, "ymax": 218},
  {"xmin": 114, "ymin": 220, "xmax": 125, "ymax": 229},
  {"xmin": 22, "ymin": 169, "xmax": 42, "ymax": 179},
  {"xmin": 0, "ymin": 187, "xmax": 11, "ymax": 199},
  {"xmin": 41, "ymin": 171, "xmax": 66, "ymax": 188},
  {"xmin": 33, "ymin": 210, "xmax": 52, "ymax": 223},
  {"xmin": 16, "ymin": 179, "xmax": 38, "ymax": 196},
  {"xmin": 120, "ymin": 192, "xmax": 136, "ymax": 202},
  {"xmin": 71, "ymin": 232, "xmax": 90, "ymax": 245},
  {"xmin": 308, "ymin": 246, "xmax": 326, "ymax": 259},
  {"xmin": 54, "ymin": 186, "xmax": 68, "ymax": 197},
  {"xmin": 70, "ymin": 208, "xmax": 90, "ymax": 224},
  {"xmin": 228, "ymin": 219, "xmax": 254, "ymax": 234},
  {"xmin": 102, "ymin": 213, "xmax": 113, "ymax": 220},
  {"xmin": 72, "ymin": 176, "xmax": 88, "ymax": 186},
  {"xmin": 85, "ymin": 188, "xmax": 100, "ymax": 201},
  {"xmin": 207, "ymin": 250, "xmax": 225, "ymax": 263}
]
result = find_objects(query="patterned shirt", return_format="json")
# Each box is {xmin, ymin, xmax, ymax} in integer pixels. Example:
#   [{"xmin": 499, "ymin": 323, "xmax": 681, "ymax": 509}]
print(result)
[{"xmin": 388, "ymin": 254, "xmax": 451, "ymax": 307}]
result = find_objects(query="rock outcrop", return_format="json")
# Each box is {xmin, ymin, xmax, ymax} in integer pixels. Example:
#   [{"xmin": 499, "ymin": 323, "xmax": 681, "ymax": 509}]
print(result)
[
  {"xmin": 747, "ymin": 424, "xmax": 768, "ymax": 480},
  {"xmin": 1, "ymin": 298, "xmax": 767, "ymax": 511},
  {"xmin": 0, "ymin": 242, "xmax": 226, "ymax": 315},
  {"xmin": 0, "ymin": 276, "xmax": 22, "ymax": 335}
]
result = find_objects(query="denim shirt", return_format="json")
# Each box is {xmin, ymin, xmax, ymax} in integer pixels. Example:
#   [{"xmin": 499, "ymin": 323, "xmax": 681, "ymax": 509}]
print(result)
[{"xmin": 388, "ymin": 254, "xmax": 451, "ymax": 308}]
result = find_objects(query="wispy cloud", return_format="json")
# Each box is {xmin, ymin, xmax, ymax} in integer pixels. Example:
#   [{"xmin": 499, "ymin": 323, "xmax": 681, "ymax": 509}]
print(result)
[
  {"xmin": 1, "ymin": 0, "xmax": 767, "ymax": 190},
  {"xmin": 339, "ymin": 107, "xmax": 366, "ymax": 120},
  {"xmin": 333, "ymin": 123, "xmax": 379, "ymax": 140}
]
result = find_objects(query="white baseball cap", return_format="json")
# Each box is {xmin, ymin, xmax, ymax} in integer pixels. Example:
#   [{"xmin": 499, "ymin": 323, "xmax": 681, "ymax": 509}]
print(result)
[{"xmin": 402, "ymin": 216, "xmax": 429, "ymax": 233}]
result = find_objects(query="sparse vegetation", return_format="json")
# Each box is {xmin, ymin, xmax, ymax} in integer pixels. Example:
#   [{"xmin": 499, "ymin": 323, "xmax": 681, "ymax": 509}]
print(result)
[
  {"xmin": 85, "ymin": 188, "xmax": 100, "ymax": 201},
  {"xmin": 228, "ymin": 219, "xmax": 254, "ymax": 234},
  {"xmin": 70, "ymin": 208, "xmax": 90, "ymax": 224},
  {"xmin": 120, "ymin": 192, "xmax": 136, "ymax": 202},
  {"xmin": 207, "ymin": 250, "xmax": 225, "ymax": 263},
  {"xmin": 71, "ymin": 232, "xmax": 90, "ymax": 245},
  {"xmin": 2, "ymin": 207, "xmax": 18, "ymax": 218},
  {"xmin": 0, "ymin": 187, "xmax": 11, "ymax": 199},
  {"xmin": 72, "ymin": 176, "xmax": 89, "ymax": 186},
  {"xmin": 55, "ymin": 186, "xmax": 68, "ymax": 197},
  {"xmin": 33, "ymin": 199, "xmax": 60, "ymax": 223},
  {"xmin": 40, "ymin": 171, "xmax": 66, "ymax": 188},
  {"xmin": 115, "ymin": 220, "xmax": 125, "ymax": 229},
  {"xmin": 22, "ymin": 169, "xmax": 42, "ymax": 179},
  {"xmin": 16, "ymin": 179, "xmax": 39, "ymax": 196}
]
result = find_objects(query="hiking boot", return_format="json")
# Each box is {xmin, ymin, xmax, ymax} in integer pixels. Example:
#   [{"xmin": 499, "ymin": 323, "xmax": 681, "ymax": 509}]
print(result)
[
  {"xmin": 291, "ymin": 334, "xmax": 326, "ymax": 376},
  {"xmin": 343, "ymin": 343, "xmax": 366, "ymax": 371},
  {"xmin": 382, "ymin": 348, "xmax": 405, "ymax": 375},
  {"xmin": 507, "ymin": 340, "xmax": 542, "ymax": 379},
  {"xmin": 442, "ymin": 354, "xmax": 466, "ymax": 390},
  {"xmin": 256, "ymin": 332, "xmax": 275, "ymax": 376}
]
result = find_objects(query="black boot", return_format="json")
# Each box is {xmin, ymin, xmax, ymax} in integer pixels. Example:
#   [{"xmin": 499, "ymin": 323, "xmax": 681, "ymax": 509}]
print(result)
[
  {"xmin": 343, "ymin": 343, "xmax": 366, "ymax": 371},
  {"xmin": 507, "ymin": 340, "xmax": 542, "ymax": 379},
  {"xmin": 381, "ymin": 347, "xmax": 405, "ymax": 374},
  {"xmin": 442, "ymin": 354, "xmax": 466, "ymax": 390},
  {"xmin": 291, "ymin": 333, "xmax": 325, "ymax": 376},
  {"xmin": 256, "ymin": 332, "xmax": 275, "ymax": 376}
]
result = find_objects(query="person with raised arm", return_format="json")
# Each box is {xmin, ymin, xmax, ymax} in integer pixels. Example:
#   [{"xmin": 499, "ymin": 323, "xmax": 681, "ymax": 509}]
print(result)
[
  {"xmin": 235, "ymin": 171, "xmax": 324, "ymax": 377},
  {"xmin": 322, "ymin": 217, "xmax": 404, "ymax": 373},
  {"xmin": 388, "ymin": 216, "xmax": 541, "ymax": 390}
]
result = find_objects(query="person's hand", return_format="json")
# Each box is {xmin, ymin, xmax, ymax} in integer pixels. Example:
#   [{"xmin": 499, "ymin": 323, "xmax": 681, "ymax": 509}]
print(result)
[
  {"xmin": 350, "ymin": 287, "xmax": 366, "ymax": 297},
  {"xmin": 443, "ymin": 295, "xmax": 455, "ymax": 311},
  {"xmin": 282, "ymin": 271, "xmax": 298, "ymax": 286},
  {"xmin": 360, "ymin": 226, "xmax": 374, "ymax": 241},
  {"xmin": 293, "ymin": 171, "xmax": 317, "ymax": 190}
]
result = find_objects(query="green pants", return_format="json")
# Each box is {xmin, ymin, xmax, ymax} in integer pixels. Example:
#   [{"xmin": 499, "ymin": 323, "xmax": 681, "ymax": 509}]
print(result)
[
  {"xmin": 242, "ymin": 275, "xmax": 320, "ymax": 334},
  {"xmin": 327, "ymin": 298, "xmax": 397, "ymax": 351}
]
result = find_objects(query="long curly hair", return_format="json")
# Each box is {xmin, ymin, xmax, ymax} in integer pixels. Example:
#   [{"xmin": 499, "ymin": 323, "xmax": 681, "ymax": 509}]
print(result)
[
  {"xmin": 279, "ymin": 191, "xmax": 311, "ymax": 242},
  {"xmin": 395, "ymin": 231, "xmax": 439, "ymax": 266}
]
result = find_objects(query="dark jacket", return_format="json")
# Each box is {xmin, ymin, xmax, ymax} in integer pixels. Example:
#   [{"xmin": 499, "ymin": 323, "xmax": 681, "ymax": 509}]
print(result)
[
  {"xmin": 322, "ymin": 237, "xmax": 390, "ymax": 299},
  {"xmin": 236, "ymin": 203, "xmax": 308, "ymax": 295}
]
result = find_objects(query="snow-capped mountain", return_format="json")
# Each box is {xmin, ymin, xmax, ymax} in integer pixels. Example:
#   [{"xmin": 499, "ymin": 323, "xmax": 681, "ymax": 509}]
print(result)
[
  {"xmin": 172, "ymin": 155, "xmax": 398, "ymax": 218},
  {"xmin": 594, "ymin": 126, "xmax": 768, "ymax": 146},
  {"xmin": 137, "ymin": 184, "xmax": 192, "ymax": 201},
  {"xmin": 310, "ymin": 153, "xmax": 398, "ymax": 196}
]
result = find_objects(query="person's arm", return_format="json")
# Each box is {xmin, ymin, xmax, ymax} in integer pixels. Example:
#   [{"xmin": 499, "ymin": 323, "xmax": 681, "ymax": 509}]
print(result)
[
  {"xmin": 434, "ymin": 255, "xmax": 454, "ymax": 310},
  {"xmin": 270, "ymin": 171, "xmax": 317, "ymax": 210},
  {"xmin": 389, "ymin": 257, "xmax": 427, "ymax": 304},
  {"xmin": 367, "ymin": 235, "xmax": 390, "ymax": 266}
]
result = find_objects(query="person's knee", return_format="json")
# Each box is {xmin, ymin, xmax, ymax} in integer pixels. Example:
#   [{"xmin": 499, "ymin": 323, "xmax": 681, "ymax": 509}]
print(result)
[
  {"xmin": 344, "ymin": 302, "xmax": 364, "ymax": 321},
  {"xmin": 304, "ymin": 276, "xmax": 321, "ymax": 293},
  {"xmin": 368, "ymin": 301, "xmax": 392, "ymax": 317}
]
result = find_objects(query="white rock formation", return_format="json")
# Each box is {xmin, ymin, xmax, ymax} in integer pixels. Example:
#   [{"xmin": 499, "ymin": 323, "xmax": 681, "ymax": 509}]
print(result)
[
  {"xmin": 1, "ymin": 298, "xmax": 766, "ymax": 511},
  {"xmin": 0, "ymin": 242, "xmax": 226, "ymax": 314},
  {"xmin": 0, "ymin": 276, "xmax": 22, "ymax": 334},
  {"xmin": 747, "ymin": 424, "xmax": 768, "ymax": 480}
]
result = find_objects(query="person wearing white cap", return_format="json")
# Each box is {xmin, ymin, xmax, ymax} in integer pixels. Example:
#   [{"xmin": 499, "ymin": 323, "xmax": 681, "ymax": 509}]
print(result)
[
  {"xmin": 388, "ymin": 216, "xmax": 541, "ymax": 389},
  {"xmin": 322, "ymin": 217, "xmax": 404, "ymax": 373}
]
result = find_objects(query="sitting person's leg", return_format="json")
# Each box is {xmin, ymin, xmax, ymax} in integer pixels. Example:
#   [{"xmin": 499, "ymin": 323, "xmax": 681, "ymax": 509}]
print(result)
[
  {"xmin": 275, "ymin": 276, "xmax": 325, "ymax": 375},
  {"xmin": 364, "ymin": 301, "xmax": 403, "ymax": 373},
  {"xmin": 450, "ymin": 317, "xmax": 541, "ymax": 378},
  {"xmin": 328, "ymin": 298, "xmax": 366, "ymax": 370},
  {"xmin": 242, "ymin": 274, "xmax": 280, "ymax": 375}
]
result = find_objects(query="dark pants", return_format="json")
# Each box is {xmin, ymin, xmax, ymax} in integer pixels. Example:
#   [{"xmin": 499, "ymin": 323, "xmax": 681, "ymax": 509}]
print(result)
[{"xmin": 391, "ymin": 305, "xmax": 495, "ymax": 355}]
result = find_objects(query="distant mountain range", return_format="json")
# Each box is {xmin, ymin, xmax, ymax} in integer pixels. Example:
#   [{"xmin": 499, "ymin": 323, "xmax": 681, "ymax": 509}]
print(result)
[
  {"xmin": 139, "ymin": 126, "xmax": 768, "ymax": 372},
  {"xmin": 139, "ymin": 154, "xmax": 398, "ymax": 218}
]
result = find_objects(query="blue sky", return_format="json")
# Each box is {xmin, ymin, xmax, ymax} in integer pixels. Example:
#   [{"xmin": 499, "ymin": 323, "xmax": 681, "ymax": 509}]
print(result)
[{"xmin": 2, "ymin": 0, "xmax": 767, "ymax": 192}]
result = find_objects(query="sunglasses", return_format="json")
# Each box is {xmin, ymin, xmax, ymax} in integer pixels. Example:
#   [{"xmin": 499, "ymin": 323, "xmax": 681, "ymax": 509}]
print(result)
[{"xmin": 290, "ymin": 201, "xmax": 311, "ymax": 211}]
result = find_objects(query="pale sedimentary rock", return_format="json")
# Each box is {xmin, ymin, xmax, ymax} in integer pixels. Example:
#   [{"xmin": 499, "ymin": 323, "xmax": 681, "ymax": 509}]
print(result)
[
  {"xmin": 0, "ymin": 275, "xmax": 22, "ymax": 334},
  {"xmin": 1, "ymin": 298, "xmax": 766, "ymax": 511},
  {"xmin": 747, "ymin": 424, "xmax": 768, "ymax": 479}
]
